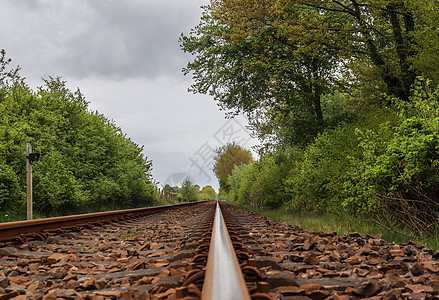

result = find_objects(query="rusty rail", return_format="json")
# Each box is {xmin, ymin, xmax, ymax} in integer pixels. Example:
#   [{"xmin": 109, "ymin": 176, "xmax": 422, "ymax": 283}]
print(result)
[
  {"xmin": 0, "ymin": 201, "xmax": 206, "ymax": 242},
  {"xmin": 202, "ymin": 202, "xmax": 251, "ymax": 300}
]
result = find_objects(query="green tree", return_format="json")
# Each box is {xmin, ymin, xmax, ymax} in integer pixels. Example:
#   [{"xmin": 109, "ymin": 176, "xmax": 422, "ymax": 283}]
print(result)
[
  {"xmin": 0, "ymin": 50, "xmax": 157, "ymax": 217},
  {"xmin": 200, "ymin": 185, "xmax": 217, "ymax": 199},
  {"xmin": 182, "ymin": 1, "xmax": 439, "ymax": 150},
  {"xmin": 213, "ymin": 142, "xmax": 253, "ymax": 192},
  {"xmin": 180, "ymin": 2, "xmax": 340, "ymax": 147},
  {"xmin": 227, "ymin": 148, "xmax": 301, "ymax": 208},
  {"xmin": 180, "ymin": 179, "xmax": 199, "ymax": 202},
  {"xmin": 163, "ymin": 184, "xmax": 172, "ymax": 194},
  {"xmin": 276, "ymin": 0, "xmax": 439, "ymax": 103}
]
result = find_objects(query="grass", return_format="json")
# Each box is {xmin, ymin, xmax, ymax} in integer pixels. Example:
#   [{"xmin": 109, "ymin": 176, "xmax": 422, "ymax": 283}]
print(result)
[
  {"xmin": 0, "ymin": 210, "xmax": 45, "ymax": 223},
  {"xmin": 247, "ymin": 207, "xmax": 439, "ymax": 250},
  {"xmin": 154, "ymin": 198, "xmax": 181, "ymax": 206},
  {"xmin": 0, "ymin": 213, "xmax": 15, "ymax": 223}
]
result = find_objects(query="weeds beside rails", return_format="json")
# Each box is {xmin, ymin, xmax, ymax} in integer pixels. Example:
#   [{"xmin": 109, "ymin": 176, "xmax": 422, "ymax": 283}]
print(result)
[{"xmin": 245, "ymin": 206, "xmax": 439, "ymax": 251}]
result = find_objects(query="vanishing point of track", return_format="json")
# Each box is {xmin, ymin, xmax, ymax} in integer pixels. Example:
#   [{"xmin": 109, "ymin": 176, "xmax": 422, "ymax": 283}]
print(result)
[{"xmin": 1, "ymin": 201, "xmax": 439, "ymax": 299}]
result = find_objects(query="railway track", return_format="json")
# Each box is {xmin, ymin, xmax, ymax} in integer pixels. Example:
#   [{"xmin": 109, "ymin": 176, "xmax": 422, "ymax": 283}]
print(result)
[{"xmin": 1, "ymin": 201, "xmax": 439, "ymax": 299}]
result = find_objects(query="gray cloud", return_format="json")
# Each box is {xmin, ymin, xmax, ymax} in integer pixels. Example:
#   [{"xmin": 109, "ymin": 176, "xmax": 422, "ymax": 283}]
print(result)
[
  {"xmin": 1, "ymin": 0, "xmax": 203, "ymax": 80},
  {"xmin": 0, "ymin": 0, "xmax": 258, "ymax": 190}
]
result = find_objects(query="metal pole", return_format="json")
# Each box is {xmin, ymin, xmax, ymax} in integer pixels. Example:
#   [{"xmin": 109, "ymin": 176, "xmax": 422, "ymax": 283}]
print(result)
[{"xmin": 26, "ymin": 143, "xmax": 33, "ymax": 220}]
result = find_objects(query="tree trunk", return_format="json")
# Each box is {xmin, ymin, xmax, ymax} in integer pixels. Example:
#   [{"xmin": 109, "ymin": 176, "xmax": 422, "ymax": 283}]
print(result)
[
  {"xmin": 311, "ymin": 58, "xmax": 324, "ymax": 125},
  {"xmin": 388, "ymin": 3, "xmax": 416, "ymax": 101},
  {"xmin": 349, "ymin": 0, "xmax": 412, "ymax": 101}
]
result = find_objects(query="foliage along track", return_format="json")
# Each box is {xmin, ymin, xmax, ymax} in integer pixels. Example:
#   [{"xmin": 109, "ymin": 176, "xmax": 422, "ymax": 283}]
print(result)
[{"xmin": 1, "ymin": 202, "xmax": 439, "ymax": 299}]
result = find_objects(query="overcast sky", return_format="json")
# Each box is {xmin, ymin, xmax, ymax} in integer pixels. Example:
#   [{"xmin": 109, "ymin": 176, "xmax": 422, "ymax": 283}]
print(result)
[{"xmin": 0, "ymin": 0, "xmax": 257, "ymax": 190}]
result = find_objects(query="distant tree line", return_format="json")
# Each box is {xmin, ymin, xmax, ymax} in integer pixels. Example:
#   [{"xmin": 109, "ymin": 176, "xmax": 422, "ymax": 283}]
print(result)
[
  {"xmin": 162, "ymin": 180, "xmax": 217, "ymax": 202},
  {"xmin": 183, "ymin": 0, "xmax": 439, "ymax": 234},
  {"xmin": 0, "ymin": 50, "xmax": 157, "ymax": 218}
]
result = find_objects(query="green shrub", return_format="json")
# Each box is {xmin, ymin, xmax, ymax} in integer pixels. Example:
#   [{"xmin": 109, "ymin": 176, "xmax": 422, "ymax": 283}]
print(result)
[
  {"xmin": 228, "ymin": 149, "xmax": 299, "ymax": 209},
  {"xmin": 0, "ymin": 57, "xmax": 156, "ymax": 217},
  {"xmin": 198, "ymin": 193, "xmax": 212, "ymax": 201},
  {"xmin": 285, "ymin": 106, "xmax": 400, "ymax": 213},
  {"xmin": 343, "ymin": 78, "xmax": 439, "ymax": 232},
  {"xmin": 286, "ymin": 125, "xmax": 357, "ymax": 212}
]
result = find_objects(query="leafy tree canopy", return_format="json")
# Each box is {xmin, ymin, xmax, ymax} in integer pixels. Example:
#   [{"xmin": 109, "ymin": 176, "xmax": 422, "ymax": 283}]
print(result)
[
  {"xmin": 181, "ymin": 0, "xmax": 439, "ymax": 149},
  {"xmin": 200, "ymin": 185, "xmax": 217, "ymax": 198},
  {"xmin": 180, "ymin": 179, "xmax": 199, "ymax": 202},
  {"xmin": 213, "ymin": 142, "xmax": 253, "ymax": 192}
]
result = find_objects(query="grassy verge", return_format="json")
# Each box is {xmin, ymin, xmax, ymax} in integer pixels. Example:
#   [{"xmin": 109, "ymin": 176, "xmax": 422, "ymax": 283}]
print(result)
[
  {"xmin": 246, "ymin": 207, "xmax": 439, "ymax": 251},
  {"xmin": 0, "ymin": 213, "xmax": 18, "ymax": 223},
  {"xmin": 153, "ymin": 198, "xmax": 184, "ymax": 206}
]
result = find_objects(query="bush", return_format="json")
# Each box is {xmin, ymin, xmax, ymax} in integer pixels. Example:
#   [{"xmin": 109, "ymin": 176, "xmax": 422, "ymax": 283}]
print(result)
[
  {"xmin": 343, "ymin": 78, "xmax": 439, "ymax": 232},
  {"xmin": 284, "ymin": 107, "xmax": 399, "ymax": 213},
  {"xmin": 287, "ymin": 125, "xmax": 361, "ymax": 212},
  {"xmin": 227, "ymin": 149, "xmax": 299, "ymax": 209},
  {"xmin": 181, "ymin": 179, "xmax": 198, "ymax": 202},
  {"xmin": 0, "ymin": 55, "xmax": 156, "ymax": 217},
  {"xmin": 226, "ymin": 78, "xmax": 439, "ymax": 234},
  {"xmin": 198, "ymin": 193, "xmax": 213, "ymax": 201}
]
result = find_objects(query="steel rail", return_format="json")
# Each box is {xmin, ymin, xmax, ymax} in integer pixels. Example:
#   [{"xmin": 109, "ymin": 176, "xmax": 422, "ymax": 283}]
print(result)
[
  {"xmin": 202, "ymin": 202, "xmax": 251, "ymax": 300},
  {"xmin": 0, "ymin": 201, "xmax": 207, "ymax": 242}
]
